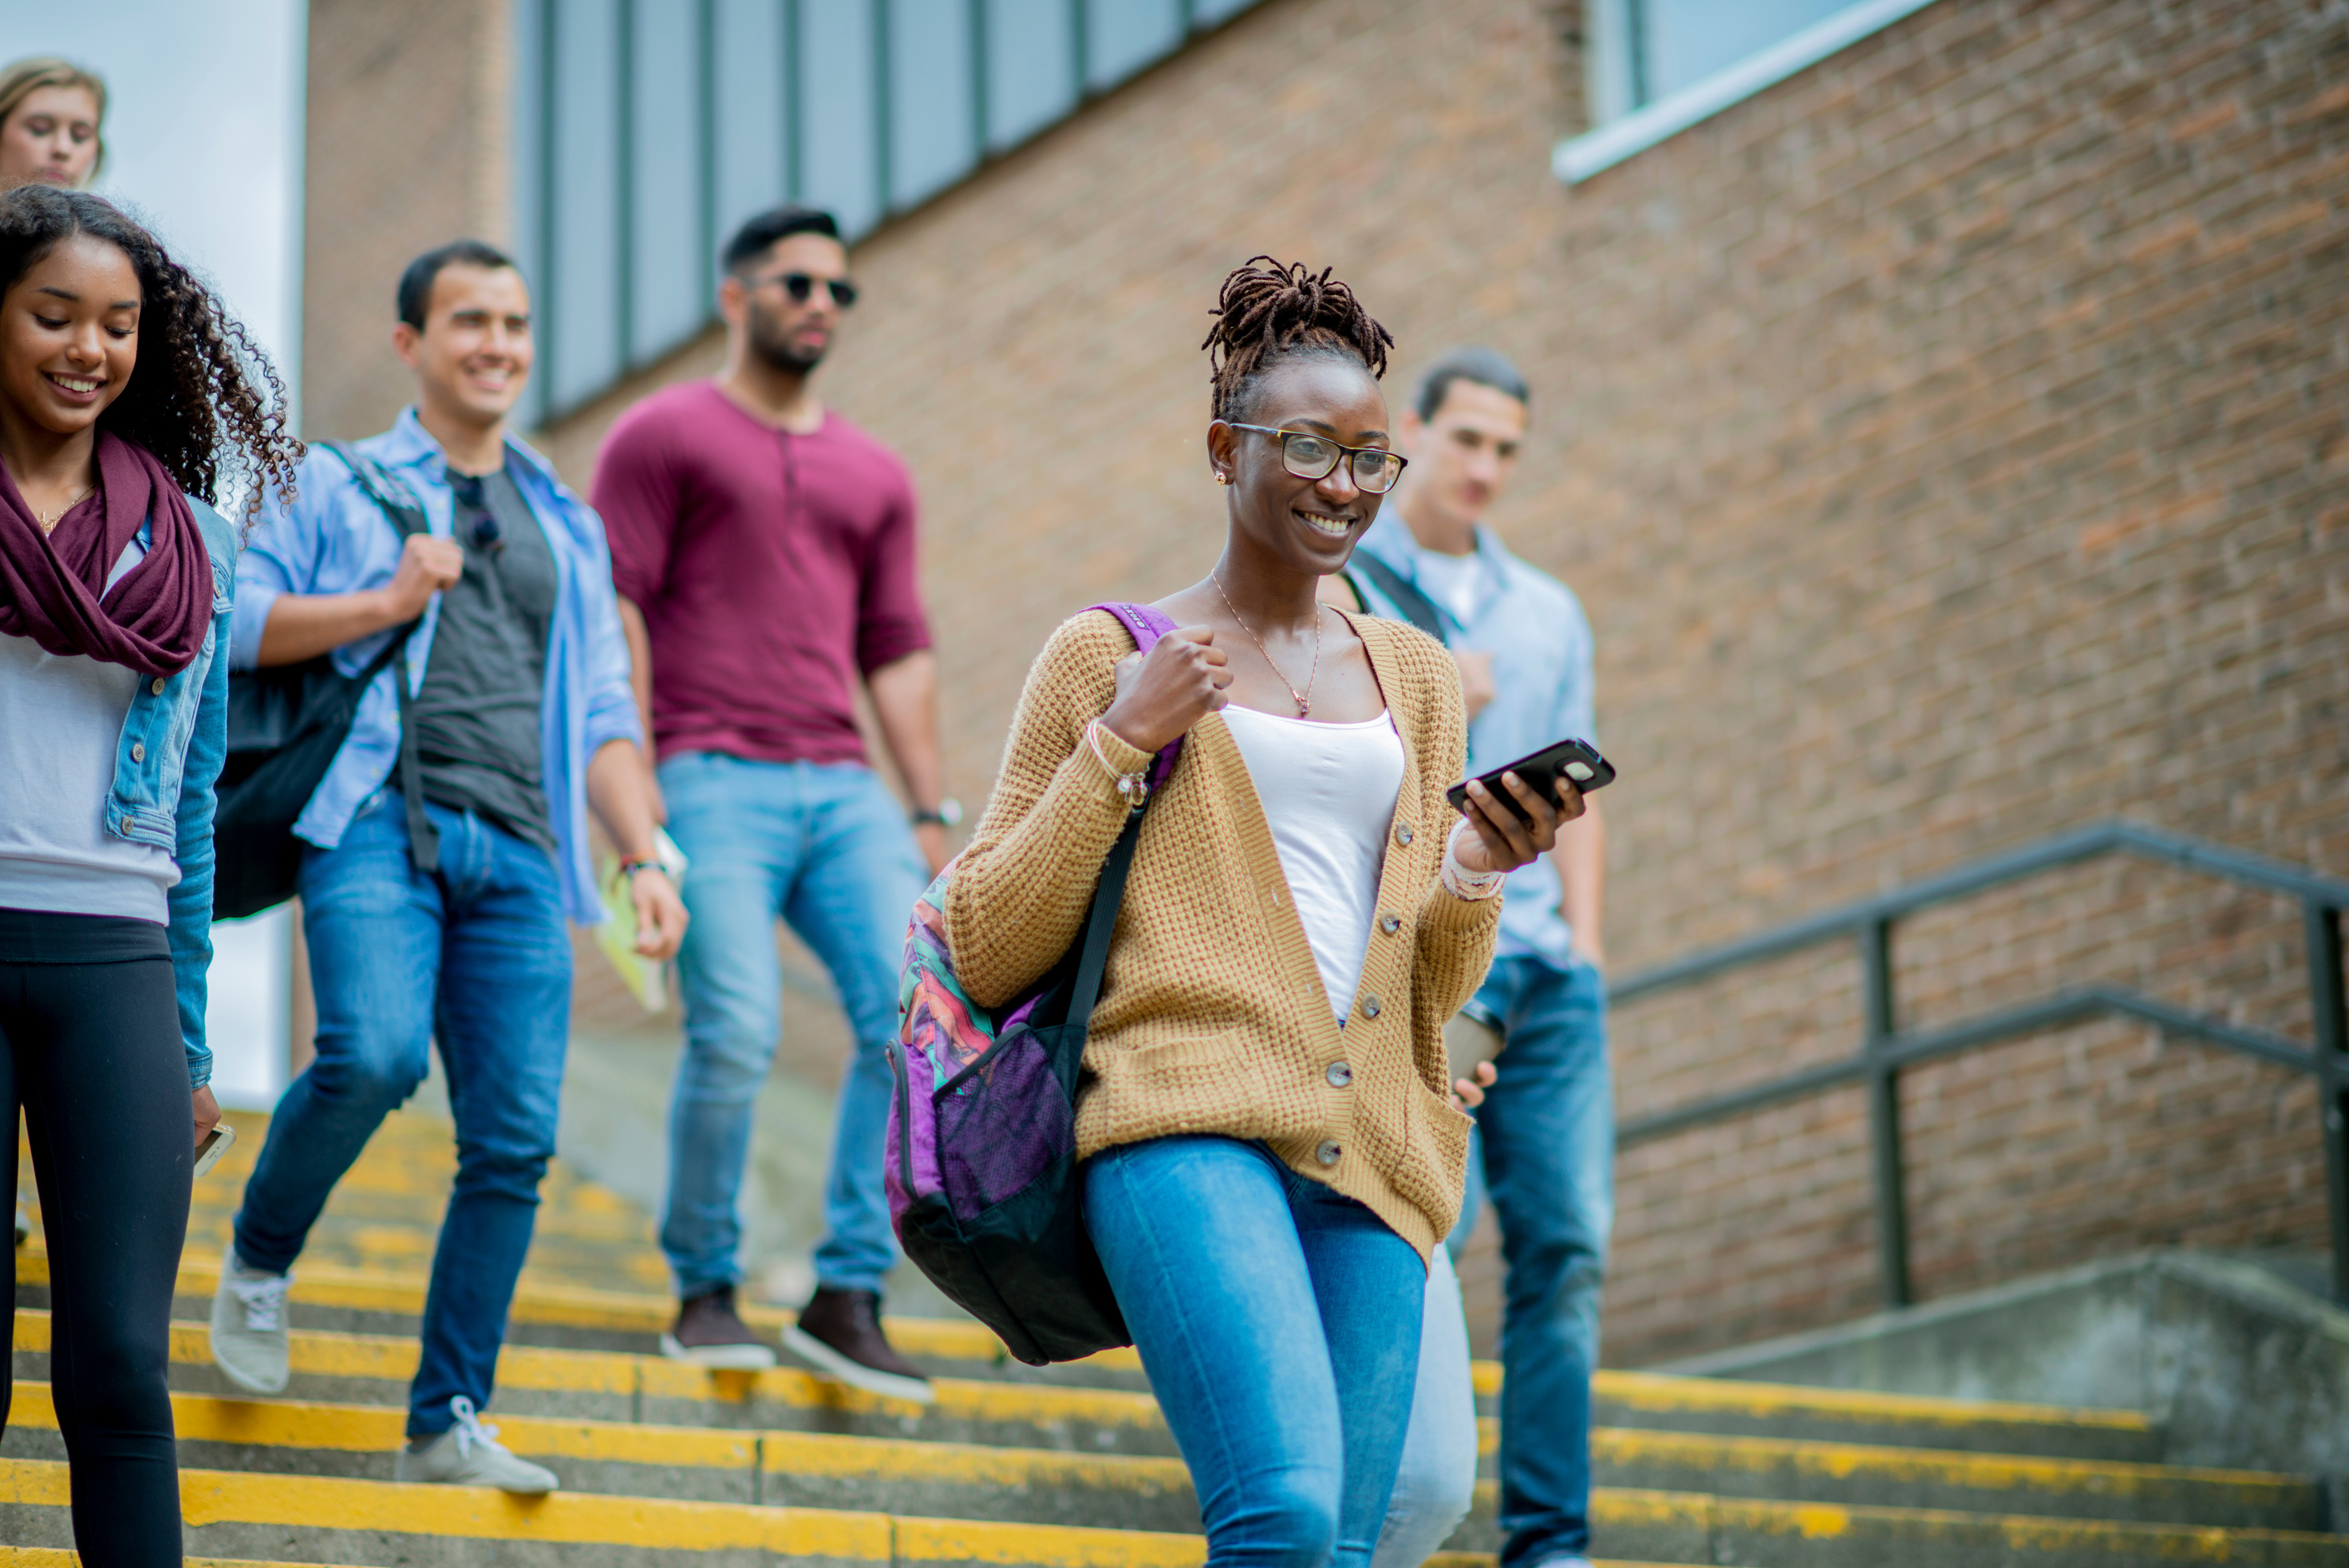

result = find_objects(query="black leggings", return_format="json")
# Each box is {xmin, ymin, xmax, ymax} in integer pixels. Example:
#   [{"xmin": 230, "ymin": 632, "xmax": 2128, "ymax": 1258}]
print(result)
[{"xmin": 0, "ymin": 910, "xmax": 189, "ymax": 1567}]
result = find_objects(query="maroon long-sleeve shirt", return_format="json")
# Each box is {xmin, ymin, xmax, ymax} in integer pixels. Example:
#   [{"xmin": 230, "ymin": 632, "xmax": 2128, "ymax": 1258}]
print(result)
[{"xmin": 594, "ymin": 381, "xmax": 933, "ymax": 767}]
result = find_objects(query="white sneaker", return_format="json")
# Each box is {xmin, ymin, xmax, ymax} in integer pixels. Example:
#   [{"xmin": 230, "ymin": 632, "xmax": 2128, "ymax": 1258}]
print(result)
[
  {"xmin": 394, "ymin": 1397, "xmax": 558, "ymax": 1494},
  {"xmin": 209, "ymin": 1250, "xmax": 291, "ymax": 1394}
]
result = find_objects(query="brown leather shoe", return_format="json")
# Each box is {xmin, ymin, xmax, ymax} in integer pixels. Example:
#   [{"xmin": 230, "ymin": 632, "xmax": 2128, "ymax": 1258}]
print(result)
[
  {"xmin": 660, "ymin": 1283, "xmax": 776, "ymax": 1369},
  {"xmin": 784, "ymin": 1286, "xmax": 934, "ymax": 1404}
]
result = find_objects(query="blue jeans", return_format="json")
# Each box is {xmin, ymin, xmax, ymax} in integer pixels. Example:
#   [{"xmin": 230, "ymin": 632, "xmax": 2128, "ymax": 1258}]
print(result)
[
  {"xmin": 1368, "ymin": 1246, "xmax": 1478, "ymax": 1568},
  {"xmin": 1084, "ymin": 1136, "xmax": 1425, "ymax": 1568},
  {"xmin": 233, "ymin": 793, "xmax": 572, "ymax": 1436},
  {"xmin": 1451, "ymin": 954, "xmax": 1613, "ymax": 1566},
  {"xmin": 658, "ymin": 754, "xmax": 927, "ymax": 1298}
]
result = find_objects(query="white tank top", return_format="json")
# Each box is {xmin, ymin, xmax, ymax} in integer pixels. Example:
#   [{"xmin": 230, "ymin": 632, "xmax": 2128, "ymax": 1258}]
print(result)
[{"xmin": 1220, "ymin": 705, "xmax": 1406, "ymax": 1021}]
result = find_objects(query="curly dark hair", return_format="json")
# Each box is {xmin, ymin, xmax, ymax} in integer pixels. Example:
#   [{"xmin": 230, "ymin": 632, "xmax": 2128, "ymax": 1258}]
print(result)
[
  {"xmin": 1202, "ymin": 255, "xmax": 1394, "ymax": 423},
  {"xmin": 0, "ymin": 185, "xmax": 302, "ymax": 526}
]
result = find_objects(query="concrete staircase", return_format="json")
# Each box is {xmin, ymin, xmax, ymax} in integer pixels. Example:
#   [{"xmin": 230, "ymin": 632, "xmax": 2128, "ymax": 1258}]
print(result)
[{"xmin": 7, "ymin": 1110, "xmax": 2347, "ymax": 1566}]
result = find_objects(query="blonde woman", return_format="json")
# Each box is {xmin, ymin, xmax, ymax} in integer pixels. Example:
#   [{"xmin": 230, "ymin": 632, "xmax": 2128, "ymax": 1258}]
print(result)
[{"xmin": 0, "ymin": 58, "xmax": 104, "ymax": 192}]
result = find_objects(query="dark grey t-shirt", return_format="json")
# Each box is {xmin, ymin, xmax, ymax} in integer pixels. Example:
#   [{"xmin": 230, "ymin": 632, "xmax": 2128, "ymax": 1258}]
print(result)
[{"xmin": 412, "ymin": 467, "xmax": 559, "ymax": 851}]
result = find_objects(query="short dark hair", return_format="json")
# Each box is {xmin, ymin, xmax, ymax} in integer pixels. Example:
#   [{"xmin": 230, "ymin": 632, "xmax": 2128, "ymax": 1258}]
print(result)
[
  {"xmin": 397, "ymin": 239, "xmax": 520, "ymax": 331},
  {"xmin": 1413, "ymin": 346, "xmax": 1530, "ymax": 422},
  {"xmin": 722, "ymin": 205, "xmax": 840, "ymax": 274}
]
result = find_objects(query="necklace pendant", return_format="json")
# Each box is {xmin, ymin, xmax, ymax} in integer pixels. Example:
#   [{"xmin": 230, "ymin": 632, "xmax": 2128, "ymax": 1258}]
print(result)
[{"xmin": 1296, "ymin": 697, "xmax": 1311, "ymax": 718}]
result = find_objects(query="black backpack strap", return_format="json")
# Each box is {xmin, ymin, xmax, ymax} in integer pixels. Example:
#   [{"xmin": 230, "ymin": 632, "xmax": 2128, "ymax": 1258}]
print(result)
[
  {"xmin": 1066, "ymin": 808, "xmax": 1144, "ymax": 1024},
  {"xmin": 322, "ymin": 441, "xmax": 442, "ymax": 874},
  {"xmin": 1348, "ymin": 549, "xmax": 1449, "ymax": 644}
]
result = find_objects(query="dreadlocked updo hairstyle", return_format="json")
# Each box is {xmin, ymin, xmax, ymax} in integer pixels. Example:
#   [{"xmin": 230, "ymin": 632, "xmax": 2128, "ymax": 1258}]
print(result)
[
  {"xmin": 0, "ymin": 185, "xmax": 302, "ymax": 527},
  {"xmin": 1202, "ymin": 256, "xmax": 1394, "ymax": 424}
]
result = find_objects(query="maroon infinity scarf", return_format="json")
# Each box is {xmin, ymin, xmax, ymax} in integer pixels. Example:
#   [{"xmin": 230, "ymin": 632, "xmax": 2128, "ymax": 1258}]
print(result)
[{"xmin": 0, "ymin": 430, "xmax": 212, "ymax": 676}]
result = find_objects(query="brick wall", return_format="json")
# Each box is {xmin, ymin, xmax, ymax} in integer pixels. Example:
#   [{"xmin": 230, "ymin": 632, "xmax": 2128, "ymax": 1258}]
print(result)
[
  {"xmin": 336, "ymin": 0, "xmax": 2348, "ymax": 1361},
  {"xmin": 301, "ymin": 0, "xmax": 510, "ymax": 442}
]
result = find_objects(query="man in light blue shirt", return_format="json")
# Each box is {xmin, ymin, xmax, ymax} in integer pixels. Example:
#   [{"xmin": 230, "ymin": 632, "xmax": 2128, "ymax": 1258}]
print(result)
[
  {"xmin": 211, "ymin": 240, "xmax": 685, "ymax": 1495},
  {"xmin": 1347, "ymin": 348, "xmax": 1609, "ymax": 1568}
]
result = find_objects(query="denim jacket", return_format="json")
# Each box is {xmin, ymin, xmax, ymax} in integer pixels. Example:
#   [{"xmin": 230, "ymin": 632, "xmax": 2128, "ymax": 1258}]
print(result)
[
  {"xmin": 231, "ymin": 411, "xmax": 642, "ymax": 925},
  {"xmin": 103, "ymin": 496, "xmax": 239, "ymax": 1091}
]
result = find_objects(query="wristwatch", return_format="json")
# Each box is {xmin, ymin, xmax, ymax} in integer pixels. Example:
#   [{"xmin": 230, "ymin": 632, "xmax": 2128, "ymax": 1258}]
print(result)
[{"xmin": 910, "ymin": 798, "xmax": 963, "ymax": 829}]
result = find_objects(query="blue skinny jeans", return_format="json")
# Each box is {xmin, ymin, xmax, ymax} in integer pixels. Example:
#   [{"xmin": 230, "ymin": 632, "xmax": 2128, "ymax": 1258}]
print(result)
[{"xmin": 1084, "ymin": 1136, "xmax": 1426, "ymax": 1568}]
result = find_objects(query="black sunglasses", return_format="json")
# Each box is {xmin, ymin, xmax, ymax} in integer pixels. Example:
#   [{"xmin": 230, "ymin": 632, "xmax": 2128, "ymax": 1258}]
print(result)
[
  {"xmin": 764, "ymin": 271, "xmax": 859, "ymax": 309},
  {"xmin": 449, "ymin": 472, "xmax": 502, "ymax": 554}
]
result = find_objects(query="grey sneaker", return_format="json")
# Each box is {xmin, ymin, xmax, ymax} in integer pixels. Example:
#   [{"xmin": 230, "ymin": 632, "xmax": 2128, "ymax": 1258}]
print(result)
[
  {"xmin": 209, "ymin": 1250, "xmax": 291, "ymax": 1394},
  {"xmin": 394, "ymin": 1397, "xmax": 558, "ymax": 1494}
]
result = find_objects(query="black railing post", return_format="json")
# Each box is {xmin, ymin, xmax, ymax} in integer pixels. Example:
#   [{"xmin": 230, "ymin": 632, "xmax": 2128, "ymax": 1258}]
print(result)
[
  {"xmin": 2307, "ymin": 900, "xmax": 2348, "ymax": 1305},
  {"xmin": 1861, "ymin": 917, "xmax": 1912, "ymax": 1308}
]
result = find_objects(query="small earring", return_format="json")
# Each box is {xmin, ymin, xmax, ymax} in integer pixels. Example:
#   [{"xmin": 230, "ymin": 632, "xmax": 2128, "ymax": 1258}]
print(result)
[{"xmin": 1212, "ymin": 472, "xmax": 1229, "ymax": 485}]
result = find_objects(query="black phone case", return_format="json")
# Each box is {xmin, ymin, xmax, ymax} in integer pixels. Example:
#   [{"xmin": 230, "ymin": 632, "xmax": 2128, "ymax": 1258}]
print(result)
[{"xmin": 1445, "ymin": 739, "xmax": 1614, "ymax": 822}]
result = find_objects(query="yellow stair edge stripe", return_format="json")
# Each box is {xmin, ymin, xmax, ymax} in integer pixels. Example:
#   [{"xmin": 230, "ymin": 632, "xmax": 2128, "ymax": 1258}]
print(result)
[
  {"xmin": 18, "ymin": 1245, "xmax": 1144, "ymax": 1373},
  {"xmin": 8, "ymin": 1382, "xmax": 1193, "ymax": 1494},
  {"xmin": 7, "ymin": 1377, "xmax": 2294, "ymax": 1503},
  {"xmin": 1588, "ymin": 1367, "xmax": 2152, "ymax": 1432},
  {"xmin": 5, "ymin": 1459, "xmax": 2335, "ymax": 1560},
  {"xmin": 0, "ymin": 1551, "xmax": 378, "ymax": 1568},
  {"xmin": 11, "ymin": 1309, "xmax": 2163, "ymax": 1454}
]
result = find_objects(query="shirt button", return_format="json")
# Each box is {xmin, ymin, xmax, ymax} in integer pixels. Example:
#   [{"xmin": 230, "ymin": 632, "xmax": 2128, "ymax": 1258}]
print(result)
[
  {"xmin": 1378, "ymin": 913, "xmax": 1400, "ymax": 935},
  {"xmin": 150, "ymin": 677, "xmax": 167, "ymax": 696},
  {"xmin": 130, "ymin": 742, "xmax": 146, "ymax": 762},
  {"xmin": 1359, "ymin": 993, "xmax": 1382, "ymax": 1020},
  {"xmin": 1394, "ymin": 823, "xmax": 1414, "ymax": 847},
  {"xmin": 1325, "ymin": 1061, "xmax": 1352, "ymax": 1088},
  {"xmin": 1315, "ymin": 1140, "xmax": 1341, "ymax": 1167}
]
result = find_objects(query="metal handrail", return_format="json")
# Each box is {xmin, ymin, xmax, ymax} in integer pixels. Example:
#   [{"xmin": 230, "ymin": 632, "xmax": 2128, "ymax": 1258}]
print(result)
[{"xmin": 1605, "ymin": 820, "xmax": 2349, "ymax": 1305}]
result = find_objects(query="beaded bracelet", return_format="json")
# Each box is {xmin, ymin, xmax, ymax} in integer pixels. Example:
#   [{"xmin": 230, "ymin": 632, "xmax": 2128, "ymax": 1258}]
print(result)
[
  {"xmin": 1084, "ymin": 720, "xmax": 1151, "ymax": 807},
  {"xmin": 1440, "ymin": 823, "xmax": 1506, "ymax": 902}
]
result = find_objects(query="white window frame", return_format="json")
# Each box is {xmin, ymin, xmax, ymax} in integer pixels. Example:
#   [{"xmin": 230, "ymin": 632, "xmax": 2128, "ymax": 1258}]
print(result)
[{"xmin": 1557, "ymin": 0, "xmax": 1943, "ymax": 184}]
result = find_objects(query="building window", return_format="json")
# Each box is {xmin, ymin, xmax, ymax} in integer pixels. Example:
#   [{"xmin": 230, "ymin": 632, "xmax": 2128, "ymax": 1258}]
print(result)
[
  {"xmin": 1565, "ymin": 0, "xmax": 1941, "ymax": 183},
  {"xmin": 509, "ymin": 0, "xmax": 1263, "ymax": 426}
]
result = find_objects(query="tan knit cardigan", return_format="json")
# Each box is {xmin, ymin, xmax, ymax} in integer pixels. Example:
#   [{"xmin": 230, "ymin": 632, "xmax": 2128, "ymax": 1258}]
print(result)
[{"xmin": 943, "ymin": 607, "xmax": 1502, "ymax": 1260}]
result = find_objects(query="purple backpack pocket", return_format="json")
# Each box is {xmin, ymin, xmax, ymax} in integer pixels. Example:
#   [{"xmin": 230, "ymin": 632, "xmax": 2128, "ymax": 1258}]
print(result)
[{"xmin": 884, "ymin": 603, "xmax": 1177, "ymax": 1364}]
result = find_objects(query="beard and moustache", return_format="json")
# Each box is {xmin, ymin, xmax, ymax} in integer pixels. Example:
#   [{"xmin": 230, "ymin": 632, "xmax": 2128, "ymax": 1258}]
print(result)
[{"xmin": 747, "ymin": 294, "xmax": 828, "ymax": 375}]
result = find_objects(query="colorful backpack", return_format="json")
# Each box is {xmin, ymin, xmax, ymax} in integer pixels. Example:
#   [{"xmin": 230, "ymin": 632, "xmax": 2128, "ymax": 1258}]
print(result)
[{"xmin": 885, "ymin": 603, "xmax": 1182, "ymax": 1365}]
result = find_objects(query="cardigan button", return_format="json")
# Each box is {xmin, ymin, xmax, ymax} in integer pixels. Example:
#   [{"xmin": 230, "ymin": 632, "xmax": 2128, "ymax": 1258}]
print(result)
[
  {"xmin": 1394, "ymin": 823, "xmax": 1414, "ymax": 847},
  {"xmin": 1315, "ymin": 1140, "xmax": 1341, "ymax": 1167},
  {"xmin": 150, "ymin": 677, "xmax": 167, "ymax": 696},
  {"xmin": 1378, "ymin": 913, "xmax": 1400, "ymax": 935},
  {"xmin": 1359, "ymin": 993, "xmax": 1382, "ymax": 1020},
  {"xmin": 1325, "ymin": 1061, "xmax": 1352, "ymax": 1088},
  {"xmin": 130, "ymin": 742, "xmax": 145, "ymax": 762}
]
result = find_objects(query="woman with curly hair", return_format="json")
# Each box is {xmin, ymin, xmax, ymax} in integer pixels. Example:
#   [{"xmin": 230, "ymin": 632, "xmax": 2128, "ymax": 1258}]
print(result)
[
  {"xmin": 0, "ymin": 183, "xmax": 299, "ymax": 1565},
  {"xmin": 943, "ymin": 258, "xmax": 1577, "ymax": 1568}
]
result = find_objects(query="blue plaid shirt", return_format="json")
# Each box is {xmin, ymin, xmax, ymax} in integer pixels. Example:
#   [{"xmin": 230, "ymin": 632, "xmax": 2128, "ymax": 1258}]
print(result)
[{"xmin": 1349, "ymin": 515, "xmax": 1595, "ymax": 969}]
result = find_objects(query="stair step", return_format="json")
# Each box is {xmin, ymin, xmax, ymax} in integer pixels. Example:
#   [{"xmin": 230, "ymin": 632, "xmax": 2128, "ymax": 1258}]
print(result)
[
  {"xmin": 1, "ymin": 1454, "xmax": 2339, "ymax": 1568},
  {"xmin": 3, "ymin": 1376, "xmax": 2319, "ymax": 1537}
]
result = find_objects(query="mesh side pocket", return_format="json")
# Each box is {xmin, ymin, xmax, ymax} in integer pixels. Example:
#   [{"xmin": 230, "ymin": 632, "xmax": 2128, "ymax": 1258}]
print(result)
[{"xmin": 938, "ymin": 1026, "xmax": 1074, "ymax": 1223}]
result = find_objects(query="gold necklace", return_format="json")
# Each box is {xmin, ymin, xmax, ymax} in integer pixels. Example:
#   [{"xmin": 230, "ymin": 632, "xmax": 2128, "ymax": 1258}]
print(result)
[
  {"xmin": 33, "ymin": 484, "xmax": 94, "ymax": 533},
  {"xmin": 1211, "ymin": 573, "xmax": 1321, "ymax": 718}
]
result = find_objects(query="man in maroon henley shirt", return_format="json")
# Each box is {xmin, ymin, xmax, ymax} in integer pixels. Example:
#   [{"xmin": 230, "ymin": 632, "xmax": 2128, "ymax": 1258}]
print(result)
[{"xmin": 594, "ymin": 206, "xmax": 951, "ymax": 1400}]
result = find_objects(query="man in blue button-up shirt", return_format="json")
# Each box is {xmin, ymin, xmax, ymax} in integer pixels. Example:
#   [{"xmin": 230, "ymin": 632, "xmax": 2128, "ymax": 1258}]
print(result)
[
  {"xmin": 1342, "ymin": 348, "xmax": 1610, "ymax": 1568},
  {"xmin": 212, "ymin": 241, "xmax": 685, "ymax": 1495}
]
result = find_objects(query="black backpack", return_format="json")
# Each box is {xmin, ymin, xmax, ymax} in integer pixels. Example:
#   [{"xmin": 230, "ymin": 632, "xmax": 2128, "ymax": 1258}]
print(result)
[
  {"xmin": 1344, "ymin": 550, "xmax": 1447, "ymax": 643},
  {"xmin": 212, "ymin": 444, "xmax": 433, "ymax": 919}
]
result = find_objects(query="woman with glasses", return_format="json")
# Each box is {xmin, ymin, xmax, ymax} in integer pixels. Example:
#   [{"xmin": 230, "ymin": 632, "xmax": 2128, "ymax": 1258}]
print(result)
[{"xmin": 943, "ymin": 257, "xmax": 1577, "ymax": 1568}]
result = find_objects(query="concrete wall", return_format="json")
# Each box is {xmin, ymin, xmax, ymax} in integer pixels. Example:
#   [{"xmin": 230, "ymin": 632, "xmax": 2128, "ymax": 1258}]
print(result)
[{"xmin": 304, "ymin": 0, "xmax": 2349, "ymax": 1361}]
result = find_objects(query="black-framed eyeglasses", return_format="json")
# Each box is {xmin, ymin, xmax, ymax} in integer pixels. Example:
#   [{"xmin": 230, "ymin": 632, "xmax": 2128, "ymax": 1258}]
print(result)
[
  {"xmin": 757, "ymin": 271, "xmax": 859, "ymax": 309},
  {"xmin": 1228, "ymin": 423, "xmax": 1408, "ymax": 495},
  {"xmin": 449, "ymin": 472, "xmax": 503, "ymax": 554}
]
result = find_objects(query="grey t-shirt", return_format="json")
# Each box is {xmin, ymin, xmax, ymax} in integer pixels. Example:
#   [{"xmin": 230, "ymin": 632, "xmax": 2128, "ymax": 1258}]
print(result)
[{"xmin": 412, "ymin": 466, "xmax": 559, "ymax": 851}]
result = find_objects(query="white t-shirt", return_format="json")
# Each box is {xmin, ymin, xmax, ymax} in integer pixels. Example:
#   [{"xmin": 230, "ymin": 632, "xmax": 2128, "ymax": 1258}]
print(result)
[
  {"xmin": 0, "ymin": 537, "xmax": 176, "ymax": 922},
  {"xmin": 1221, "ymin": 705, "xmax": 1406, "ymax": 1021}
]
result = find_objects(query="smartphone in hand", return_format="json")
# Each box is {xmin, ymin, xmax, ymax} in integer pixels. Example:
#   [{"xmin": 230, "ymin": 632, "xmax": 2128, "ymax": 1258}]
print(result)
[
  {"xmin": 193, "ymin": 1123, "xmax": 236, "ymax": 1181},
  {"xmin": 1445, "ymin": 738, "xmax": 1615, "ymax": 824}
]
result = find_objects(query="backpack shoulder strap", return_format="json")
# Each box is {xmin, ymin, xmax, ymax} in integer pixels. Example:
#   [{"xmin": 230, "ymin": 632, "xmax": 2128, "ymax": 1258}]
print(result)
[
  {"xmin": 1085, "ymin": 602, "xmax": 1185, "ymax": 794},
  {"xmin": 321, "ymin": 440, "xmax": 430, "ymax": 540},
  {"xmin": 1348, "ymin": 549, "xmax": 1448, "ymax": 643}
]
